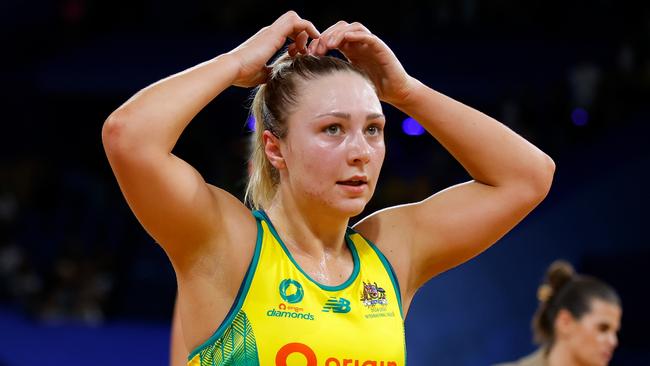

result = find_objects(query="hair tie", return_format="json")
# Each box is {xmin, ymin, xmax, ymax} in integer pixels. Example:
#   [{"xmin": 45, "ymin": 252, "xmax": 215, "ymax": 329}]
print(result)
[{"xmin": 537, "ymin": 284, "xmax": 553, "ymax": 302}]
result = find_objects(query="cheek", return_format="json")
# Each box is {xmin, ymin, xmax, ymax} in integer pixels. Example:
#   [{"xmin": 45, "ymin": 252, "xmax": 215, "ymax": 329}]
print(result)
[
  {"xmin": 306, "ymin": 142, "xmax": 339, "ymax": 168},
  {"xmin": 371, "ymin": 144, "xmax": 386, "ymax": 174},
  {"xmin": 575, "ymin": 327, "xmax": 601, "ymax": 352},
  {"xmin": 295, "ymin": 144, "xmax": 340, "ymax": 186},
  {"xmin": 377, "ymin": 144, "xmax": 386, "ymax": 163}
]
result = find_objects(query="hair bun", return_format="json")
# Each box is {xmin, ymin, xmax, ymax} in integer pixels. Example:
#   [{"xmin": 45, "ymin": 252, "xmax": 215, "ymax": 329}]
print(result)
[
  {"xmin": 537, "ymin": 260, "xmax": 575, "ymax": 302},
  {"xmin": 546, "ymin": 259, "xmax": 575, "ymax": 291}
]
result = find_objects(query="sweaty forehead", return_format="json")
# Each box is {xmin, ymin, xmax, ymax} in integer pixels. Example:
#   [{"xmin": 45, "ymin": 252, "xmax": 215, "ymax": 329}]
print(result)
[{"xmin": 296, "ymin": 72, "xmax": 381, "ymax": 116}]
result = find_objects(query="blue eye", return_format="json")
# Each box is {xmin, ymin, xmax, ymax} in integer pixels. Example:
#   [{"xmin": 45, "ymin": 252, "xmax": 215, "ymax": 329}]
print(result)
[
  {"xmin": 325, "ymin": 124, "xmax": 341, "ymax": 135},
  {"xmin": 366, "ymin": 125, "xmax": 382, "ymax": 136}
]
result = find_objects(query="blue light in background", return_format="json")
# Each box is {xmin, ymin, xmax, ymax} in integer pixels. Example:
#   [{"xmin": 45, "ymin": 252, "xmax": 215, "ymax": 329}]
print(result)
[
  {"xmin": 247, "ymin": 115, "xmax": 256, "ymax": 131},
  {"xmin": 402, "ymin": 117, "xmax": 425, "ymax": 136},
  {"xmin": 571, "ymin": 108, "xmax": 589, "ymax": 126}
]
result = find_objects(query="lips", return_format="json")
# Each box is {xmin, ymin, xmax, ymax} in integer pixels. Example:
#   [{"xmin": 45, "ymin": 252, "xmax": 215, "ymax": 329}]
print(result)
[
  {"xmin": 336, "ymin": 176, "xmax": 369, "ymax": 195},
  {"xmin": 337, "ymin": 176, "xmax": 368, "ymax": 186},
  {"xmin": 602, "ymin": 350, "xmax": 613, "ymax": 361},
  {"xmin": 337, "ymin": 180, "xmax": 367, "ymax": 186}
]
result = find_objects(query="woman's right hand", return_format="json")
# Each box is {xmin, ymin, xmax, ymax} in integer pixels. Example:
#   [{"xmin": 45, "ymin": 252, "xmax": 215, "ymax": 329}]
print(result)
[{"xmin": 227, "ymin": 11, "xmax": 320, "ymax": 88}]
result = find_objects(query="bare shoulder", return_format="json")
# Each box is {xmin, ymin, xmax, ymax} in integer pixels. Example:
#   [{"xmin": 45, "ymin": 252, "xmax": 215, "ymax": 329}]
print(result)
[
  {"xmin": 204, "ymin": 183, "xmax": 257, "ymax": 253},
  {"xmin": 173, "ymin": 186, "xmax": 259, "ymax": 354},
  {"xmin": 175, "ymin": 184, "xmax": 257, "ymax": 286},
  {"xmin": 353, "ymin": 205, "xmax": 415, "ymax": 248},
  {"xmin": 207, "ymin": 184, "xmax": 258, "ymax": 237}
]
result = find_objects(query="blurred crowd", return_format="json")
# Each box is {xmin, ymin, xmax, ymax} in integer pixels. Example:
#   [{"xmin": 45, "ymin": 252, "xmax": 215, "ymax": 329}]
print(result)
[{"xmin": 1, "ymin": 0, "xmax": 648, "ymax": 326}]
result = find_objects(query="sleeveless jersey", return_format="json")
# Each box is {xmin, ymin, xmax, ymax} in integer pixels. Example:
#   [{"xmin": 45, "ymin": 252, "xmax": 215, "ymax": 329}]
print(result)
[{"xmin": 188, "ymin": 210, "xmax": 406, "ymax": 366}]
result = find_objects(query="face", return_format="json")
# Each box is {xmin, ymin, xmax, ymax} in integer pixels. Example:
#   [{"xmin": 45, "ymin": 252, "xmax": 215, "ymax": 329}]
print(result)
[
  {"xmin": 271, "ymin": 71, "xmax": 385, "ymax": 217},
  {"xmin": 562, "ymin": 299, "xmax": 622, "ymax": 366}
]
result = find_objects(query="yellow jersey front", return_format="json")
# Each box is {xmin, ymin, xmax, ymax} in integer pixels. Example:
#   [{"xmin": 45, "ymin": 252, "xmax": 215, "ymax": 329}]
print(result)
[{"xmin": 188, "ymin": 210, "xmax": 406, "ymax": 366}]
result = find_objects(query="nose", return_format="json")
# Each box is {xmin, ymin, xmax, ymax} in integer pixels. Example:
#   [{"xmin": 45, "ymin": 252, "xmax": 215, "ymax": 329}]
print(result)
[
  {"xmin": 347, "ymin": 131, "xmax": 371, "ymax": 165},
  {"xmin": 609, "ymin": 332, "xmax": 618, "ymax": 348}
]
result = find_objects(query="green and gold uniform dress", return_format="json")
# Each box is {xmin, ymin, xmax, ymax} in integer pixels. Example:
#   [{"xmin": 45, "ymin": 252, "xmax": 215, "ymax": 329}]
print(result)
[{"xmin": 188, "ymin": 210, "xmax": 406, "ymax": 366}]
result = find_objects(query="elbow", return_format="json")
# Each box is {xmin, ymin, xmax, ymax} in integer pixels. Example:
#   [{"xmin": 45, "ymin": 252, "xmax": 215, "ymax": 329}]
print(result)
[
  {"xmin": 102, "ymin": 113, "xmax": 123, "ymax": 157},
  {"xmin": 102, "ymin": 110, "xmax": 134, "ymax": 159},
  {"xmin": 539, "ymin": 153, "xmax": 556, "ymax": 194},
  {"xmin": 525, "ymin": 153, "xmax": 556, "ymax": 203}
]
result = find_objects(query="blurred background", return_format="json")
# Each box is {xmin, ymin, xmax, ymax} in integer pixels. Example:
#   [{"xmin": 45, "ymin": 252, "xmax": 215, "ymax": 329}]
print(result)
[{"xmin": 1, "ymin": 0, "xmax": 649, "ymax": 365}]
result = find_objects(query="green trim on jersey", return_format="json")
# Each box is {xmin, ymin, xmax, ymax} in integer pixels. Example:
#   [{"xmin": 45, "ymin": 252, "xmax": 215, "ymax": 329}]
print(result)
[
  {"xmin": 187, "ymin": 218, "xmax": 263, "ymax": 361},
  {"xmin": 348, "ymin": 226, "xmax": 404, "ymax": 318},
  {"xmin": 255, "ymin": 210, "xmax": 361, "ymax": 292},
  {"xmin": 187, "ymin": 210, "xmax": 406, "ymax": 365},
  {"xmin": 193, "ymin": 310, "xmax": 259, "ymax": 365}
]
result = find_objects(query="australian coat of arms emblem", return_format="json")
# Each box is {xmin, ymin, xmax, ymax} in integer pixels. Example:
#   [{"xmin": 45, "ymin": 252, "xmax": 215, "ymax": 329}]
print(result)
[{"xmin": 361, "ymin": 281, "xmax": 388, "ymax": 306}]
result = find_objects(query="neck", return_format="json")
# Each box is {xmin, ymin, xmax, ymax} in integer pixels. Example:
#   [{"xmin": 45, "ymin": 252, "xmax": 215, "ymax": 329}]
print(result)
[
  {"xmin": 266, "ymin": 190, "xmax": 350, "ymax": 260},
  {"xmin": 547, "ymin": 342, "xmax": 581, "ymax": 366}
]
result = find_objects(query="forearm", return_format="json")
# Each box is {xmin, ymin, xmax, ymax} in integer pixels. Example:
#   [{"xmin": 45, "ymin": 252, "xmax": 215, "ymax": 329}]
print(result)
[
  {"xmin": 393, "ymin": 78, "xmax": 555, "ymax": 193},
  {"xmin": 103, "ymin": 53, "xmax": 239, "ymax": 154}
]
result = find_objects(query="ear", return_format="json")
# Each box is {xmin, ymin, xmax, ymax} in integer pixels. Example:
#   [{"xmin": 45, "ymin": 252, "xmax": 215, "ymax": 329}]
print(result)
[
  {"xmin": 554, "ymin": 308, "xmax": 577, "ymax": 338},
  {"xmin": 263, "ymin": 130, "xmax": 286, "ymax": 170}
]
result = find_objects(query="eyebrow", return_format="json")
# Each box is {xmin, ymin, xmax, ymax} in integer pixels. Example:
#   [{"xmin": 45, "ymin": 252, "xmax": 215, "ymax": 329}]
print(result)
[{"xmin": 315, "ymin": 112, "xmax": 385, "ymax": 120}]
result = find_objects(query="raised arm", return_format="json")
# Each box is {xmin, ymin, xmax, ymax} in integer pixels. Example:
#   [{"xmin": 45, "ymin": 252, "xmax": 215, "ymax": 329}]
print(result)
[
  {"xmin": 373, "ymin": 78, "xmax": 555, "ymax": 296},
  {"xmin": 310, "ymin": 22, "xmax": 554, "ymax": 307},
  {"xmin": 101, "ymin": 11, "xmax": 320, "ymax": 269}
]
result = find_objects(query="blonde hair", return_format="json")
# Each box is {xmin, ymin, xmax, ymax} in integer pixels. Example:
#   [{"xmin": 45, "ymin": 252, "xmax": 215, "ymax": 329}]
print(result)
[{"xmin": 245, "ymin": 52, "xmax": 372, "ymax": 209}]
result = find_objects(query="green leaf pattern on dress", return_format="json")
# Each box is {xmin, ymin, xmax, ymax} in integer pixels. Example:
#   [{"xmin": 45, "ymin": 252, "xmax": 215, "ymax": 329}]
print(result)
[{"xmin": 197, "ymin": 310, "xmax": 259, "ymax": 365}]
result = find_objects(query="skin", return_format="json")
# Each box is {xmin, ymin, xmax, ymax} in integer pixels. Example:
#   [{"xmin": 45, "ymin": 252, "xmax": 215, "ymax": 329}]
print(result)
[
  {"xmin": 549, "ymin": 299, "xmax": 622, "ymax": 366},
  {"xmin": 273, "ymin": 72, "xmax": 384, "ymax": 219},
  {"xmin": 102, "ymin": 11, "xmax": 555, "ymax": 362},
  {"xmin": 169, "ymin": 295, "xmax": 186, "ymax": 366},
  {"xmin": 263, "ymin": 71, "xmax": 385, "ymax": 284}
]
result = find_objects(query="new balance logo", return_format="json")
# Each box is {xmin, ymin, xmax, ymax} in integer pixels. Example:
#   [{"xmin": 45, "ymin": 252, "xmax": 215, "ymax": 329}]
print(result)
[{"xmin": 322, "ymin": 297, "xmax": 351, "ymax": 313}]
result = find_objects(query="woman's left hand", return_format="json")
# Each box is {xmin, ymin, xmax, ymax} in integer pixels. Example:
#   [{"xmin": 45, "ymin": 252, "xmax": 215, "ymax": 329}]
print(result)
[{"xmin": 308, "ymin": 21, "xmax": 415, "ymax": 105}]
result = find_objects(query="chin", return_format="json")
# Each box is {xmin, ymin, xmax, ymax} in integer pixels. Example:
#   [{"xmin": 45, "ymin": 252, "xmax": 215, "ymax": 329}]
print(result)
[
  {"xmin": 333, "ymin": 198, "xmax": 369, "ymax": 218},
  {"xmin": 307, "ymin": 190, "xmax": 371, "ymax": 218},
  {"xmin": 585, "ymin": 356, "xmax": 608, "ymax": 366}
]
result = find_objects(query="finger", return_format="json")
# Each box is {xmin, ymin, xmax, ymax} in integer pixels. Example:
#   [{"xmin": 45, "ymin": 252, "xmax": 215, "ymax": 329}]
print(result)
[
  {"xmin": 313, "ymin": 38, "xmax": 329, "ymax": 56},
  {"xmin": 288, "ymin": 43, "xmax": 298, "ymax": 57},
  {"xmin": 318, "ymin": 21, "xmax": 348, "ymax": 54},
  {"xmin": 338, "ymin": 32, "xmax": 388, "ymax": 62},
  {"xmin": 322, "ymin": 20, "xmax": 344, "ymax": 31},
  {"xmin": 341, "ymin": 31, "xmax": 386, "ymax": 55},
  {"xmin": 307, "ymin": 38, "xmax": 320, "ymax": 55},
  {"xmin": 341, "ymin": 30, "xmax": 375, "ymax": 44},
  {"xmin": 295, "ymin": 31, "xmax": 309, "ymax": 54},
  {"xmin": 319, "ymin": 20, "xmax": 347, "ymax": 39},
  {"xmin": 340, "ymin": 41, "xmax": 371, "ymax": 58},
  {"xmin": 289, "ymin": 18, "xmax": 320, "ymax": 41},
  {"xmin": 327, "ymin": 23, "xmax": 371, "ymax": 49},
  {"xmin": 315, "ymin": 37, "xmax": 328, "ymax": 56},
  {"xmin": 275, "ymin": 11, "xmax": 320, "ymax": 41},
  {"xmin": 310, "ymin": 38, "xmax": 326, "ymax": 55}
]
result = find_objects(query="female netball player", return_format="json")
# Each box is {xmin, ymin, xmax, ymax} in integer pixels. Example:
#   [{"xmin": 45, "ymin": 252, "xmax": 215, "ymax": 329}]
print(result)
[
  {"xmin": 103, "ymin": 11, "xmax": 555, "ymax": 365},
  {"xmin": 495, "ymin": 260, "xmax": 621, "ymax": 366}
]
